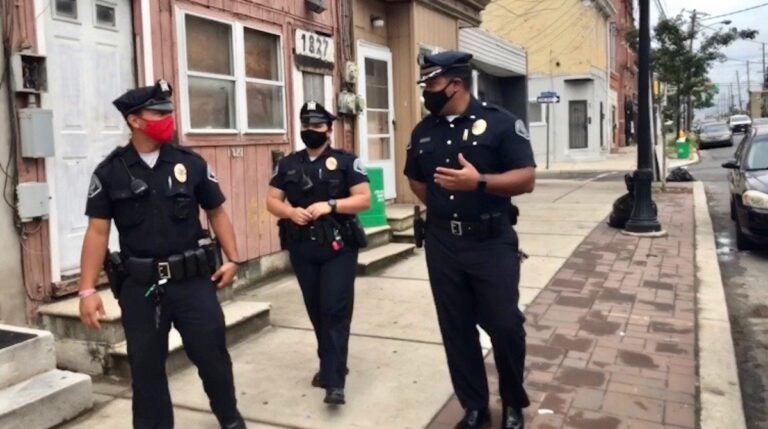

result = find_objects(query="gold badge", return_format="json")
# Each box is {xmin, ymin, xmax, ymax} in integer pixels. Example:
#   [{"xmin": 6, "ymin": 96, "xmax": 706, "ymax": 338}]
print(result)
[
  {"xmin": 174, "ymin": 163, "xmax": 188, "ymax": 183},
  {"xmin": 325, "ymin": 157, "xmax": 338, "ymax": 171},
  {"xmin": 472, "ymin": 119, "xmax": 487, "ymax": 136}
]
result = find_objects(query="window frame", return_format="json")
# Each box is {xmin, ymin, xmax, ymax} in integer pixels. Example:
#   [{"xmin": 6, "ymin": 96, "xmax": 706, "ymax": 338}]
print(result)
[
  {"xmin": 93, "ymin": 0, "xmax": 119, "ymax": 31},
  {"xmin": 52, "ymin": 0, "xmax": 81, "ymax": 24},
  {"xmin": 176, "ymin": 9, "xmax": 287, "ymax": 136}
]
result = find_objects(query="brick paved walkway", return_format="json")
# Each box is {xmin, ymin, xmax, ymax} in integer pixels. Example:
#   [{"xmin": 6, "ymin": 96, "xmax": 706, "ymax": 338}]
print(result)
[{"xmin": 429, "ymin": 189, "xmax": 697, "ymax": 429}]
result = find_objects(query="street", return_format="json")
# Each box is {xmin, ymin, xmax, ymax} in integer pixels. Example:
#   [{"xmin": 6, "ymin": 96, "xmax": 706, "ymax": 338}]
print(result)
[{"xmin": 687, "ymin": 142, "xmax": 768, "ymax": 429}]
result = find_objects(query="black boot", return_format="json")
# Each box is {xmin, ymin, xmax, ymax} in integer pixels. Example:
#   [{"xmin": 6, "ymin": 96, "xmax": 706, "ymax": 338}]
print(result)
[
  {"xmin": 312, "ymin": 368, "xmax": 349, "ymax": 388},
  {"xmin": 454, "ymin": 408, "xmax": 491, "ymax": 429},
  {"xmin": 324, "ymin": 388, "xmax": 346, "ymax": 405},
  {"xmin": 221, "ymin": 416, "xmax": 247, "ymax": 429},
  {"xmin": 502, "ymin": 406, "xmax": 524, "ymax": 429}
]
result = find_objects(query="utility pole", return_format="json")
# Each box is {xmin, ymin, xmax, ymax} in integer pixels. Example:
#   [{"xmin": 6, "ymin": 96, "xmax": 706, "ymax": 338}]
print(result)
[
  {"xmin": 686, "ymin": 10, "xmax": 697, "ymax": 132},
  {"xmin": 729, "ymin": 83, "xmax": 734, "ymax": 113},
  {"xmin": 747, "ymin": 61, "xmax": 751, "ymax": 93},
  {"xmin": 763, "ymin": 42, "xmax": 767, "ymax": 89},
  {"xmin": 623, "ymin": 0, "xmax": 662, "ymax": 234},
  {"xmin": 736, "ymin": 70, "xmax": 743, "ymax": 112}
]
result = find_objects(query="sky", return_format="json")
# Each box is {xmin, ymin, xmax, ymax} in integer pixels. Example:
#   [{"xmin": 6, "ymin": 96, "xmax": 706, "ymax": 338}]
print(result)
[{"xmin": 649, "ymin": 0, "xmax": 768, "ymax": 116}]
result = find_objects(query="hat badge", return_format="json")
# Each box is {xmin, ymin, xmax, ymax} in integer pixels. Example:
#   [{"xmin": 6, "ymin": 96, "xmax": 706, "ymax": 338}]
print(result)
[
  {"xmin": 308, "ymin": 101, "xmax": 317, "ymax": 111},
  {"xmin": 159, "ymin": 80, "xmax": 170, "ymax": 92}
]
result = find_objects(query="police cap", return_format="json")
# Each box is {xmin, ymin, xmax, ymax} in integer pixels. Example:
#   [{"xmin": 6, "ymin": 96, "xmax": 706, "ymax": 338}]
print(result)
[
  {"xmin": 418, "ymin": 51, "xmax": 473, "ymax": 84},
  {"xmin": 300, "ymin": 101, "xmax": 337, "ymax": 124},
  {"xmin": 113, "ymin": 79, "xmax": 174, "ymax": 118}
]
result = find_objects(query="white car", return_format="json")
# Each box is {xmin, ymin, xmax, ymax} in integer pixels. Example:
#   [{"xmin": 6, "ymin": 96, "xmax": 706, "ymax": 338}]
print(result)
[{"xmin": 729, "ymin": 115, "xmax": 752, "ymax": 133}]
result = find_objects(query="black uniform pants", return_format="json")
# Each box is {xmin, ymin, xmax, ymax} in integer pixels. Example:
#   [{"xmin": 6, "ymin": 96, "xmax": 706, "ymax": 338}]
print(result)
[
  {"xmin": 119, "ymin": 276, "xmax": 241, "ymax": 429},
  {"xmin": 288, "ymin": 241, "xmax": 358, "ymax": 389},
  {"xmin": 425, "ymin": 225, "xmax": 530, "ymax": 411}
]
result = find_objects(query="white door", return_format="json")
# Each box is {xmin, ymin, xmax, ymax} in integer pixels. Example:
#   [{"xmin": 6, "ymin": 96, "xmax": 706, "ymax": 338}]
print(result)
[
  {"xmin": 46, "ymin": 0, "xmax": 135, "ymax": 275},
  {"xmin": 357, "ymin": 42, "xmax": 396, "ymax": 199}
]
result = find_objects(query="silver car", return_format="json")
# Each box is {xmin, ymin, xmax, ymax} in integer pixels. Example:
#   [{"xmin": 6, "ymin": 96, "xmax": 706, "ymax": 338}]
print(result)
[
  {"xmin": 698, "ymin": 122, "xmax": 733, "ymax": 149},
  {"xmin": 729, "ymin": 114, "xmax": 752, "ymax": 133}
]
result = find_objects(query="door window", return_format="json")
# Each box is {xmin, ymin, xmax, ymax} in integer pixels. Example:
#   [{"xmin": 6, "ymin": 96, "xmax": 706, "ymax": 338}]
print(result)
[
  {"xmin": 364, "ymin": 57, "xmax": 391, "ymax": 161},
  {"xmin": 54, "ymin": 0, "xmax": 78, "ymax": 20},
  {"xmin": 302, "ymin": 72, "xmax": 325, "ymax": 103}
]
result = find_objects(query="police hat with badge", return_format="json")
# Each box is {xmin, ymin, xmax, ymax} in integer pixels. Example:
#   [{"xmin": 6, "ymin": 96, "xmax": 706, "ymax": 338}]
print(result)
[
  {"xmin": 418, "ymin": 50, "xmax": 473, "ymax": 84},
  {"xmin": 300, "ymin": 101, "xmax": 337, "ymax": 124},
  {"xmin": 113, "ymin": 79, "xmax": 174, "ymax": 118}
]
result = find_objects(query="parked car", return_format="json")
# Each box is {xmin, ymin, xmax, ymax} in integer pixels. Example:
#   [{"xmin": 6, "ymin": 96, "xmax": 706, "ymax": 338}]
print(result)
[
  {"xmin": 728, "ymin": 114, "xmax": 752, "ymax": 133},
  {"xmin": 697, "ymin": 122, "xmax": 733, "ymax": 149},
  {"xmin": 722, "ymin": 127, "xmax": 768, "ymax": 250}
]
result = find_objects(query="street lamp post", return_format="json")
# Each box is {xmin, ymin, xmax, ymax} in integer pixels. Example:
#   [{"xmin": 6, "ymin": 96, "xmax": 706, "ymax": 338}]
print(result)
[{"xmin": 624, "ymin": 0, "xmax": 663, "ymax": 234}]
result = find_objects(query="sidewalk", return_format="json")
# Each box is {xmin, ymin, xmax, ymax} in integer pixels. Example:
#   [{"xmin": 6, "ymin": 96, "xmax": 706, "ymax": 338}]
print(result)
[
  {"xmin": 543, "ymin": 146, "xmax": 698, "ymax": 175},
  {"xmin": 58, "ymin": 179, "xmax": 737, "ymax": 429}
]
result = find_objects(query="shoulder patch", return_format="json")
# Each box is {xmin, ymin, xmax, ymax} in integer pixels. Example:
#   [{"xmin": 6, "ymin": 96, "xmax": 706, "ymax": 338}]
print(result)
[
  {"xmin": 353, "ymin": 158, "xmax": 368, "ymax": 175},
  {"xmin": 515, "ymin": 119, "xmax": 530, "ymax": 141},
  {"xmin": 88, "ymin": 174, "xmax": 103, "ymax": 198},
  {"xmin": 207, "ymin": 165, "xmax": 218, "ymax": 183}
]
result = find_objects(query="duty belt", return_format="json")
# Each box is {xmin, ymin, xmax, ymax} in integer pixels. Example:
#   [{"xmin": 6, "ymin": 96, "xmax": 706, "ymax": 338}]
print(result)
[
  {"xmin": 428, "ymin": 213, "xmax": 507, "ymax": 240},
  {"xmin": 125, "ymin": 248, "xmax": 213, "ymax": 285}
]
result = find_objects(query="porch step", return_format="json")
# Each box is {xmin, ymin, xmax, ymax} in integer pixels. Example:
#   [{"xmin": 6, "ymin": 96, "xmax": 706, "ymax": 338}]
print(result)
[
  {"xmin": 108, "ymin": 301, "xmax": 270, "ymax": 378},
  {"xmin": 386, "ymin": 204, "xmax": 424, "ymax": 232},
  {"xmin": 0, "ymin": 369, "xmax": 93, "ymax": 429},
  {"xmin": 0, "ymin": 324, "xmax": 56, "ymax": 390},
  {"xmin": 38, "ymin": 291, "xmax": 270, "ymax": 377},
  {"xmin": 364, "ymin": 225, "xmax": 393, "ymax": 248},
  {"xmin": 357, "ymin": 242, "xmax": 416, "ymax": 275},
  {"xmin": 392, "ymin": 227, "xmax": 416, "ymax": 244}
]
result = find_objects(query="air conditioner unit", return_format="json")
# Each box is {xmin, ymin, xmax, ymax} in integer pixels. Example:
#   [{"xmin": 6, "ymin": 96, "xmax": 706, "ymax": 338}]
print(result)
[{"xmin": 306, "ymin": 0, "xmax": 327, "ymax": 14}]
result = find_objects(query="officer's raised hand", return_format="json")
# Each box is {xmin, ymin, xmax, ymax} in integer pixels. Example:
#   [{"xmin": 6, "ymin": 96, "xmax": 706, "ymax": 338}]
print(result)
[
  {"xmin": 434, "ymin": 153, "xmax": 481, "ymax": 191},
  {"xmin": 80, "ymin": 294, "xmax": 106, "ymax": 330},
  {"xmin": 211, "ymin": 261, "xmax": 238, "ymax": 289}
]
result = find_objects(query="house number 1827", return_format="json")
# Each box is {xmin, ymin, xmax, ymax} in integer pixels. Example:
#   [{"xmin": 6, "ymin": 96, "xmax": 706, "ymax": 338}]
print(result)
[{"xmin": 295, "ymin": 29, "xmax": 334, "ymax": 63}]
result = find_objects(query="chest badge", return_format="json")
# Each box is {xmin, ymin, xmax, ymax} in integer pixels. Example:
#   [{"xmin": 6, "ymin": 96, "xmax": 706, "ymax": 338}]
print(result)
[
  {"xmin": 472, "ymin": 119, "xmax": 487, "ymax": 136},
  {"xmin": 325, "ymin": 157, "xmax": 338, "ymax": 171},
  {"xmin": 174, "ymin": 163, "xmax": 188, "ymax": 183}
]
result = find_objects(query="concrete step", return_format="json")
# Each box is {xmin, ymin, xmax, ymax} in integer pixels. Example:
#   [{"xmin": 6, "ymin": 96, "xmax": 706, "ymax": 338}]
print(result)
[
  {"xmin": 107, "ymin": 301, "xmax": 270, "ymax": 378},
  {"xmin": 392, "ymin": 227, "xmax": 416, "ymax": 244},
  {"xmin": 0, "ymin": 324, "xmax": 56, "ymax": 390},
  {"xmin": 357, "ymin": 243, "xmax": 416, "ymax": 275},
  {"xmin": 386, "ymin": 204, "xmax": 424, "ymax": 232},
  {"xmin": 364, "ymin": 225, "xmax": 393, "ymax": 248},
  {"xmin": 0, "ymin": 369, "xmax": 93, "ymax": 429}
]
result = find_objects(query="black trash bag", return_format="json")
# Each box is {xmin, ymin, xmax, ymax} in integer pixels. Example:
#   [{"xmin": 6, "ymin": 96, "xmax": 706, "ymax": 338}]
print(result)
[
  {"xmin": 667, "ymin": 167, "xmax": 694, "ymax": 182},
  {"xmin": 608, "ymin": 174, "xmax": 634, "ymax": 229}
]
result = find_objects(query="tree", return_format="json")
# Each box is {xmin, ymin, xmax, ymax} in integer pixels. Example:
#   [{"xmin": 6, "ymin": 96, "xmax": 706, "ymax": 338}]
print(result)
[
  {"xmin": 693, "ymin": 82, "xmax": 718, "ymax": 109},
  {"xmin": 651, "ymin": 15, "xmax": 757, "ymax": 135}
]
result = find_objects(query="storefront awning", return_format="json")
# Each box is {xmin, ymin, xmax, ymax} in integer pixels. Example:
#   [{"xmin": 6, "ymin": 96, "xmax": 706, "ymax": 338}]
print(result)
[{"xmin": 459, "ymin": 27, "xmax": 526, "ymax": 77}]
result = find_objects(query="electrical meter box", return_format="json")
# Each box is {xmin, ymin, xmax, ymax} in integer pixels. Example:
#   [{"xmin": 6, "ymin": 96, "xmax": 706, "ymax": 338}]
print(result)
[
  {"xmin": 17, "ymin": 182, "xmax": 50, "ymax": 222},
  {"xmin": 19, "ymin": 109, "xmax": 55, "ymax": 158}
]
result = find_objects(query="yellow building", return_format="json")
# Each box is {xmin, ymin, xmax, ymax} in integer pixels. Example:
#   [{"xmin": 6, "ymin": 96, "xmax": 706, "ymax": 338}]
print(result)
[{"xmin": 483, "ymin": 0, "xmax": 616, "ymax": 164}]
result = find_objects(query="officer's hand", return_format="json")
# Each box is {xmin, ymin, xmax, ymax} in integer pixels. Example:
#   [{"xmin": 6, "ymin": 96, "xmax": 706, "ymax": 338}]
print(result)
[
  {"xmin": 434, "ymin": 153, "xmax": 481, "ymax": 191},
  {"xmin": 212, "ymin": 262, "xmax": 238, "ymax": 289},
  {"xmin": 306, "ymin": 202, "xmax": 332, "ymax": 219},
  {"xmin": 79, "ymin": 294, "xmax": 106, "ymax": 330},
  {"xmin": 290, "ymin": 207, "xmax": 314, "ymax": 225}
]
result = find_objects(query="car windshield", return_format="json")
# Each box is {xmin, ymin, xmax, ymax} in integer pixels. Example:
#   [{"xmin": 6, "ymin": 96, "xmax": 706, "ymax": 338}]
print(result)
[
  {"xmin": 745, "ymin": 139, "xmax": 768, "ymax": 171},
  {"xmin": 702, "ymin": 124, "xmax": 729, "ymax": 134},
  {"xmin": 731, "ymin": 115, "xmax": 750, "ymax": 122}
]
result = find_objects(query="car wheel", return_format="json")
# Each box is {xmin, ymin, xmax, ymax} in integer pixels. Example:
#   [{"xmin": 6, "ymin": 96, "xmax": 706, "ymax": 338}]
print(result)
[
  {"xmin": 730, "ymin": 198, "xmax": 736, "ymax": 220},
  {"xmin": 735, "ymin": 216, "xmax": 754, "ymax": 251}
]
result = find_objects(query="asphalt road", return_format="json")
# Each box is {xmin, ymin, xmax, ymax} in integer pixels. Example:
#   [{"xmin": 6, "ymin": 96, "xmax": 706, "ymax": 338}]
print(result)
[{"xmin": 687, "ymin": 141, "xmax": 768, "ymax": 429}]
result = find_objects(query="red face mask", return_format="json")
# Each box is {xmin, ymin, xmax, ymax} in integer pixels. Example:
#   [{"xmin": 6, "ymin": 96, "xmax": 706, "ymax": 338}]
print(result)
[{"xmin": 140, "ymin": 115, "xmax": 175, "ymax": 144}]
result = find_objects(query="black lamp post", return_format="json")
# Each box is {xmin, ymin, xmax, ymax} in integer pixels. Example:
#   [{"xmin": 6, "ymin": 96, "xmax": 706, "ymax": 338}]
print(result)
[{"xmin": 624, "ymin": 0, "xmax": 662, "ymax": 234}]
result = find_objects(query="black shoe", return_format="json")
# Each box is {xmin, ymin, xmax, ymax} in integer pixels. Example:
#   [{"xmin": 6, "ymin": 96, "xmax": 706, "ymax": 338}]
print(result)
[
  {"xmin": 454, "ymin": 408, "xmax": 491, "ymax": 429},
  {"xmin": 324, "ymin": 388, "xmax": 346, "ymax": 405},
  {"xmin": 312, "ymin": 368, "xmax": 350, "ymax": 388},
  {"xmin": 502, "ymin": 407, "xmax": 524, "ymax": 429},
  {"xmin": 221, "ymin": 417, "xmax": 247, "ymax": 429}
]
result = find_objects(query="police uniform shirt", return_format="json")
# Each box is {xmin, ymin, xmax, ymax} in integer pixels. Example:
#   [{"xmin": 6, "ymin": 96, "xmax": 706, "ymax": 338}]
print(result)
[
  {"xmin": 404, "ymin": 97, "xmax": 536, "ymax": 221},
  {"xmin": 270, "ymin": 146, "xmax": 369, "ymax": 220},
  {"xmin": 85, "ymin": 143, "xmax": 225, "ymax": 258}
]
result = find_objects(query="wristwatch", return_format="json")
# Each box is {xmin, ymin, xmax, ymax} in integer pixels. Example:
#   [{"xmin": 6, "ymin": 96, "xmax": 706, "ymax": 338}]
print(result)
[
  {"xmin": 477, "ymin": 174, "xmax": 488, "ymax": 193},
  {"xmin": 328, "ymin": 199, "xmax": 338, "ymax": 213}
]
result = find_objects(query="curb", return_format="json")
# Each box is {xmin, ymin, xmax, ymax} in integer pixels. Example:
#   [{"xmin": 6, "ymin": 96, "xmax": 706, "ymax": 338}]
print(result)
[{"xmin": 693, "ymin": 181, "xmax": 747, "ymax": 429}]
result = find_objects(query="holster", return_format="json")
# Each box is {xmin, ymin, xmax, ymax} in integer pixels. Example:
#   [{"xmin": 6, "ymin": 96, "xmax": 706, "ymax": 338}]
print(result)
[
  {"xmin": 508, "ymin": 204, "xmax": 519, "ymax": 226},
  {"xmin": 413, "ymin": 206, "xmax": 426, "ymax": 248},
  {"xmin": 104, "ymin": 251, "xmax": 127, "ymax": 299},
  {"xmin": 278, "ymin": 219, "xmax": 288, "ymax": 250},
  {"xmin": 348, "ymin": 217, "xmax": 368, "ymax": 249}
]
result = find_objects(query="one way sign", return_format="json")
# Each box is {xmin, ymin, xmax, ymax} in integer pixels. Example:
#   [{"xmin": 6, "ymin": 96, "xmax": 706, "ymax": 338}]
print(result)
[{"xmin": 537, "ymin": 91, "xmax": 560, "ymax": 104}]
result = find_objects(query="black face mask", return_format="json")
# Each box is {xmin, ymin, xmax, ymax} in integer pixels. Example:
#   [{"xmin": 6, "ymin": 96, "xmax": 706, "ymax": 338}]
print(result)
[
  {"xmin": 423, "ymin": 82, "xmax": 457, "ymax": 116},
  {"xmin": 301, "ymin": 129, "xmax": 328, "ymax": 149}
]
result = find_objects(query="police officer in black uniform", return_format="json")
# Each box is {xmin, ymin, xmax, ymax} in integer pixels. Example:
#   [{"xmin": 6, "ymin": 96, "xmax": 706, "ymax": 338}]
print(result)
[
  {"xmin": 266, "ymin": 101, "xmax": 371, "ymax": 405},
  {"xmin": 78, "ymin": 80, "xmax": 247, "ymax": 429},
  {"xmin": 404, "ymin": 51, "xmax": 536, "ymax": 429}
]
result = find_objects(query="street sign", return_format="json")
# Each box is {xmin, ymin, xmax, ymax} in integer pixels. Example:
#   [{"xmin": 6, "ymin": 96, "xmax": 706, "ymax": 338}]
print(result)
[{"xmin": 537, "ymin": 91, "xmax": 560, "ymax": 104}]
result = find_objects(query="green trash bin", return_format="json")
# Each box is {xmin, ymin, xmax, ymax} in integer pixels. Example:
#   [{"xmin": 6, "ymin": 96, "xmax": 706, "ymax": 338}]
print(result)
[
  {"xmin": 358, "ymin": 167, "xmax": 388, "ymax": 228},
  {"xmin": 676, "ymin": 138, "xmax": 690, "ymax": 159}
]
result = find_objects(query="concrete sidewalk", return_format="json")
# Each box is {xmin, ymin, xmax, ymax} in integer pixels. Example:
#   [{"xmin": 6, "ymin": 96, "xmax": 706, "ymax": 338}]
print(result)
[
  {"xmin": 58, "ymin": 178, "xmax": 736, "ymax": 429},
  {"xmin": 543, "ymin": 146, "xmax": 699, "ymax": 176}
]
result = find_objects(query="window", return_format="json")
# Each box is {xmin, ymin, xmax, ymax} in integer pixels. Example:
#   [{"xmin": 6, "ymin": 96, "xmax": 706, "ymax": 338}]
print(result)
[
  {"xmin": 302, "ymin": 72, "xmax": 325, "ymax": 103},
  {"xmin": 180, "ymin": 12, "xmax": 285, "ymax": 133},
  {"xmin": 95, "ymin": 3, "xmax": 116, "ymax": 27},
  {"xmin": 609, "ymin": 23, "xmax": 618, "ymax": 73},
  {"xmin": 365, "ymin": 57, "xmax": 391, "ymax": 161},
  {"xmin": 528, "ymin": 101, "xmax": 544, "ymax": 124},
  {"xmin": 55, "ymin": 0, "xmax": 78, "ymax": 20}
]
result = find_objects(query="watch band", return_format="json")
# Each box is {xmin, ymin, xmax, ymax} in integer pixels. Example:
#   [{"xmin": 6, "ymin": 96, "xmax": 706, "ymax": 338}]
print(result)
[
  {"xmin": 328, "ymin": 199, "xmax": 338, "ymax": 213},
  {"xmin": 477, "ymin": 174, "xmax": 488, "ymax": 192}
]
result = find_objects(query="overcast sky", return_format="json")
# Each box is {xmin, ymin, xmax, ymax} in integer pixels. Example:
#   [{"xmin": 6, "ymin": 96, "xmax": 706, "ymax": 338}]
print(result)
[{"xmin": 649, "ymin": 0, "xmax": 767, "ymax": 115}]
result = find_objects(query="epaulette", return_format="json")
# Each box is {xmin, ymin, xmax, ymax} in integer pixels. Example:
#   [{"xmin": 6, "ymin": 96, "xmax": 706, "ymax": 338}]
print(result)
[{"xmin": 173, "ymin": 144, "xmax": 204, "ymax": 160}]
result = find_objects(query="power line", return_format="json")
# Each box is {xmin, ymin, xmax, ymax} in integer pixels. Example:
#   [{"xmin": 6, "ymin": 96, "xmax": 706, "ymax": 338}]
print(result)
[{"xmin": 700, "ymin": 2, "xmax": 768, "ymax": 21}]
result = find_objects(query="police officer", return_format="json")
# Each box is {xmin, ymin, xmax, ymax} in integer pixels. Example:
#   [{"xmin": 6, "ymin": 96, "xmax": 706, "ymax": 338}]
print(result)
[
  {"xmin": 78, "ymin": 80, "xmax": 247, "ymax": 429},
  {"xmin": 404, "ymin": 52, "xmax": 536, "ymax": 429},
  {"xmin": 266, "ymin": 101, "xmax": 371, "ymax": 405}
]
